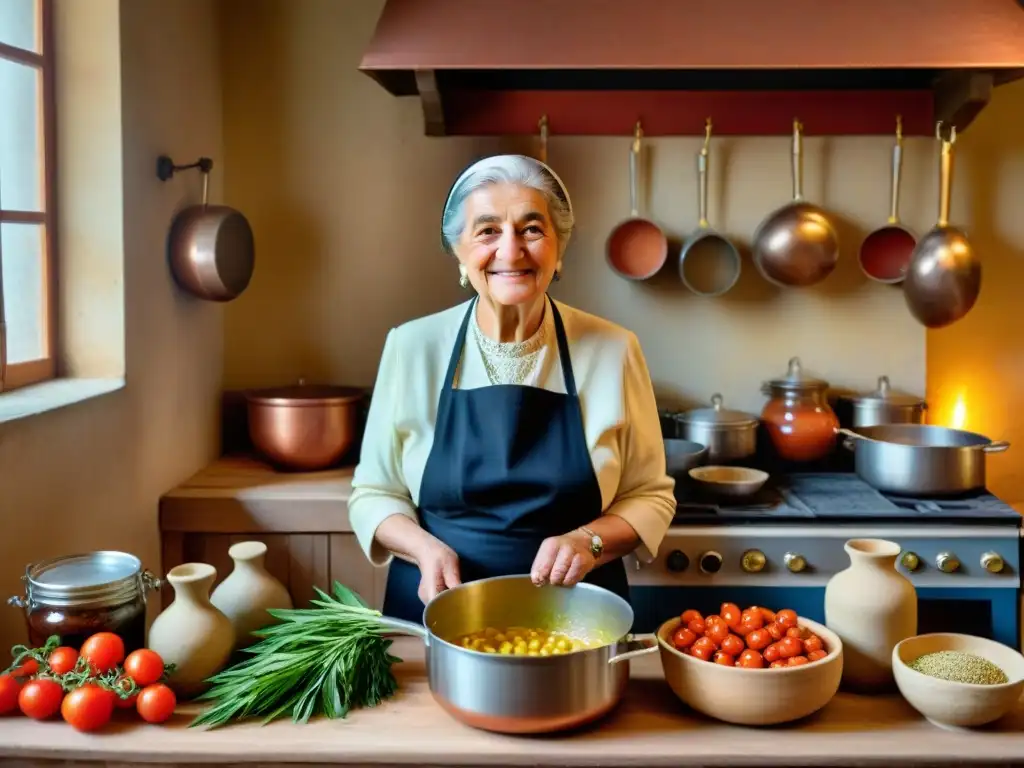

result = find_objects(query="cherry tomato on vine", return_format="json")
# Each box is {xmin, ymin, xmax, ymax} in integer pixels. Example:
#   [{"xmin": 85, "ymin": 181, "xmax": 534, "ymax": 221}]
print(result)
[
  {"xmin": 18, "ymin": 679, "xmax": 64, "ymax": 720},
  {"xmin": 61, "ymin": 685, "xmax": 114, "ymax": 732},
  {"xmin": 123, "ymin": 649, "xmax": 165, "ymax": 688},
  {"xmin": 0, "ymin": 675, "xmax": 21, "ymax": 715},
  {"xmin": 136, "ymin": 684, "xmax": 176, "ymax": 724},
  {"xmin": 47, "ymin": 647, "xmax": 79, "ymax": 676},
  {"xmin": 79, "ymin": 633, "xmax": 125, "ymax": 674}
]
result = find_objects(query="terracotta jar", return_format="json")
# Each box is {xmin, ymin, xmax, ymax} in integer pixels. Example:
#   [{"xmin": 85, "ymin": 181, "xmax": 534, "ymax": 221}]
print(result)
[
  {"xmin": 211, "ymin": 541, "xmax": 293, "ymax": 649},
  {"xmin": 825, "ymin": 539, "xmax": 918, "ymax": 692},
  {"xmin": 147, "ymin": 563, "xmax": 235, "ymax": 699},
  {"xmin": 760, "ymin": 357, "xmax": 839, "ymax": 462}
]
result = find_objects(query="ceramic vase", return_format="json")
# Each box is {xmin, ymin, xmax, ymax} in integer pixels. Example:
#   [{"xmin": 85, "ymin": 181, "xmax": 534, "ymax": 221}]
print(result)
[
  {"xmin": 211, "ymin": 540, "xmax": 293, "ymax": 648},
  {"xmin": 147, "ymin": 562, "xmax": 235, "ymax": 698},
  {"xmin": 824, "ymin": 538, "xmax": 918, "ymax": 692}
]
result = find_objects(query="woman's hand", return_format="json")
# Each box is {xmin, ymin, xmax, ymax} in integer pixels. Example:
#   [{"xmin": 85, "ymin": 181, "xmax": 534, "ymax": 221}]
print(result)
[
  {"xmin": 530, "ymin": 531, "xmax": 596, "ymax": 587},
  {"xmin": 416, "ymin": 540, "xmax": 462, "ymax": 604}
]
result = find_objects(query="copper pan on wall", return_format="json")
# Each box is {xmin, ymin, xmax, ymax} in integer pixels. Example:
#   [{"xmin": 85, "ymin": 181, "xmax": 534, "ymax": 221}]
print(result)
[
  {"xmin": 752, "ymin": 120, "xmax": 839, "ymax": 288},
  {"xmin": 158, "ymin": 156, "xmax": 255, "ymax": 302}
]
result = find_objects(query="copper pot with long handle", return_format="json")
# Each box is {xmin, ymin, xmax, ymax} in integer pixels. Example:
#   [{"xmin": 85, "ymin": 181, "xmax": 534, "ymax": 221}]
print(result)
[
  {"xmin": 903, "ymin": 124, "xmax": 981, "ymax": 328},
  {"xmin": 160, "ymin": 156, "xmax": 255, "ymax": 302},
  {"xmin": 752, "ymin": 120, "xmax": 839, "ymax": 287}
]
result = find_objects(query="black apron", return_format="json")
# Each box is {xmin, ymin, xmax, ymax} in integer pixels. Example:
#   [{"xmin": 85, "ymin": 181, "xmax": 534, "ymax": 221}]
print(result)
[{"xmin": 383, "ymin": 298, "xmax": 630, "ymax": 622}]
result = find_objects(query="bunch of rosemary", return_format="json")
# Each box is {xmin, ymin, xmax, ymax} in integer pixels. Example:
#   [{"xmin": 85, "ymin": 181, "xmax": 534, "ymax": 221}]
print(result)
[{"xmin": 191, "ymin": 582, "xmax": 402, "ymax": 729}]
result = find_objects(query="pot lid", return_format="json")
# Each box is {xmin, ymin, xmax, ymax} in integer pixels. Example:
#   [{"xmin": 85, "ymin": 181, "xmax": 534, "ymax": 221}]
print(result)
[
  {"xmin": 25, "ymin": 551, "xmax": 143, "ymax": 605},
  {"xmin": 246, "ymin": 379, "xmax": 365, "ymax": 406},
  {"xmin": 679, "ymin": 393, "xmax": 758, "ymax": 427},
  {"xmin": 765, "ymin": 357, "xmax": 829, "ymax": 392},
  {"xmin": 846, "ymin": 375, "xmax": 925, "ymax": 407}
]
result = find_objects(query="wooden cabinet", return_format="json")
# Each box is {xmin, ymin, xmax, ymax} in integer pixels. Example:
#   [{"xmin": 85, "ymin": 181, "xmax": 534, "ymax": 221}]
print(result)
[{"xmin": 159, "ymin": 459, "xmax": 388, "ymax": 611}]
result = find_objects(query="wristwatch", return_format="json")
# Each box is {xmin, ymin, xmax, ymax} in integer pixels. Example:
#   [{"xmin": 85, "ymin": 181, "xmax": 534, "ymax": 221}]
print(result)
[{"xmin": 579, "ymin": 526, "xmax": 604, "ymax": 559}]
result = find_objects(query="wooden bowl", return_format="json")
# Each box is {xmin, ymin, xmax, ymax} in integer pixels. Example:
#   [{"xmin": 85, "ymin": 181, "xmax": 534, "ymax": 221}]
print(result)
[
  {"xmin": 656, "ymin": 616, "xmax": 843, "ymax": 725},
  {"xmin": 893, "ymin": 633, "xmax": 1024, "ymax": 730},
  {"xmin": 688, "ymin": 465, "xmax": 768, "ymax": 498}
]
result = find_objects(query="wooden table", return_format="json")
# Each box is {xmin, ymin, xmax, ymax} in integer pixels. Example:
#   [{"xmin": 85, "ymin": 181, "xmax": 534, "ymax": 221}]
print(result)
[{"xmin": 1, "ymin": 638, "xmax": 1022, "ymax": 768}]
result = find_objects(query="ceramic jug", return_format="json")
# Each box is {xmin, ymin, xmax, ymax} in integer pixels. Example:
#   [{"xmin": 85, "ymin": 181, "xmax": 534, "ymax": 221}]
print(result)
[
  {"xmin": 211, "ymin": 540, "xmax": 293, "ymax": 648},
  {"xmin": 147, "ymin": 562, "xmax": 235, "ymax": 698},
  {"xmin": 825, "ymin": 538, "xmax": 917, "ymax": 692}
]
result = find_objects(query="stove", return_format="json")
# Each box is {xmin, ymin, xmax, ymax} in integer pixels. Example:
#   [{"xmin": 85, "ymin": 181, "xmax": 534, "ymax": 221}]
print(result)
[{"xmin": 627, "ymin": 473, "xmax": 1022, "ymax": 648}]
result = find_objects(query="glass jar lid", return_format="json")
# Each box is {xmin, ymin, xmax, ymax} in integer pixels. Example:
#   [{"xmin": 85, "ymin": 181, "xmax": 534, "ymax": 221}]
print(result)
[
  {"xmin": 847, "ymin": 375, "xmax": 925, "ymax": 407},
  {"xmin": 24, "ymin": 551, "xmax": 146, "ymax": 608},
  {"xmin": 679, "ymin": 393, "xmax": 759, "ymax": 428},
  {"xmin": 764, "ymin": 357, "xmax": 829, "ymax": 393}
]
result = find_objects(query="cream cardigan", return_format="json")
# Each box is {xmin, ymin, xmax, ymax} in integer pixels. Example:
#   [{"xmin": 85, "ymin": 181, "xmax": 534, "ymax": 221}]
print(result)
[{"xmin": 348, "ymin": 298, "xmax": 676, "ymax": 566}]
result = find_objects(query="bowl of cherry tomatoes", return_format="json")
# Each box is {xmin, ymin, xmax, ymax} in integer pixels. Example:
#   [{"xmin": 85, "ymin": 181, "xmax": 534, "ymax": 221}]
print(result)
[{"xmin": 655, "ymin": 604, "xmax": 843, "ymax": 726}]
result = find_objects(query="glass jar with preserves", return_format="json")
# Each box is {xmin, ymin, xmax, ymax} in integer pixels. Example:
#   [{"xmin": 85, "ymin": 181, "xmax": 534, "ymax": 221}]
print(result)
[
  {"xmin": 7, "ymin": 551, "xmax": 160, "ymax": 652},
  {"xmin": 761, "ymin": 357, "xmax": 839, "ymax": 463}
]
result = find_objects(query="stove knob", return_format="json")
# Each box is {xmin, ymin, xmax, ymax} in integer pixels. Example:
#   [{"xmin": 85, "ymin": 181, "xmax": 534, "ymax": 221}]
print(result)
[
  {"xmin": 666, "ymin": 550, "xmax": 690, "ymax": 572},
  {"xmin": 981, "ymin": 552, "xmax": 1005, "ymax": 574},
  {"xmin": 784, "ymin": 552, "xmax": 807, "ymax": 573},
  {"xmin": 699, "ymin": 551, "xmax": 723, "ymax": 575},
  {"xmin": 741, "ymin": 549, "xmax": 767, "ymax": 573},
  {"xmin": 900, "ymin": 551, "xmax": 921, "ymax": 572},
  {"xmin": 936, "ymin": 552, "xmax": 960, "ymax": 573}
]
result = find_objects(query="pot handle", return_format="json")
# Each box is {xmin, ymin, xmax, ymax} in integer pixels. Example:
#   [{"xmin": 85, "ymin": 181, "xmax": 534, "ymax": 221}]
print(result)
[
  {"xmin": 838, "ymin": 427, "xmax": 863, "ymax": 451},
  {"xmin": 984, "ymin": 441, "xmax": 1010, "ymax": 454},
  {"xmin": 607, "ymin": 633, "xmax": 658, "ymax": 665},
  {"xmin": 373, "ymin": 615, "xmax": 430, "ymax": 644}
]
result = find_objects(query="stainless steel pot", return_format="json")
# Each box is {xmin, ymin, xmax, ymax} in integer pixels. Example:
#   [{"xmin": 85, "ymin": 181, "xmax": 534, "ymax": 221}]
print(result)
[
  {"xmin": 664, "ymin": 438, "xmax": 708, "ymax": 480},
  {"xmin": 677, "ymin": 394, "xmax": 758, "ymax": 463},
  {"xmin": 840, "ymin": 425, "xmax": 1010, "ymax": 496},
  {"xmin": 841, "ymin": 376, "xmax": 927, "ymax": 428},
  {"xmin": 375, "ymin": 575, "xmax": 654, "ymax": 734}
]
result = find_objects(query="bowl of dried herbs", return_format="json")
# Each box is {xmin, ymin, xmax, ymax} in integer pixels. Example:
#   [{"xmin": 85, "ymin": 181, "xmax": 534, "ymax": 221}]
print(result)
[{"xmin": 893, "ymin": 632, "xmax": 1024, "ymax": 730}]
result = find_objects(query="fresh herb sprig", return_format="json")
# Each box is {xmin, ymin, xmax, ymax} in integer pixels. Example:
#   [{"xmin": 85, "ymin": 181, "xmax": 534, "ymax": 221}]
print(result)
[{"xmin": 190, "ymin": 582, "xmax": 402, "ymax": 729}]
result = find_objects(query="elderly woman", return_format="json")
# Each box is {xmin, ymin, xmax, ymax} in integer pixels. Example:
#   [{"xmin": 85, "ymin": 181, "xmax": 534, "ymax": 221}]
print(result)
[{"xmin": 349, "ymin": 154, "xmax": 675, "ymax": 622}]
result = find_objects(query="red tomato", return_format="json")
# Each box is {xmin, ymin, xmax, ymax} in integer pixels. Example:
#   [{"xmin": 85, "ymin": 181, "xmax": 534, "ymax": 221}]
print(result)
[
  {"xmin": 739, "ymin": 608, "xmax": 764, "ymax": 634},
  {"xmin": 807, "ymin": 649, "xmax": 828, "ymax": 663},
  {"xmin": 719, "ymin": 603, "xmax": 742, "ymax": 629},
  {"xmin": 719, "ymin": 634, "xmax": 744, "ymax": 656},
  {"xmin": 115, "ymin": 692, "xmax": 139, "ymax": 710},
  {"xmin": 705, "ymin": 620, "xmax": 730, "ymax": 646},
  {"xmin": 10, "ymin": 659, "xmax": 38, "ymax": 678},
  {"xmin": 779, "ymin": 636, "xmax": 804, "ymax": 659},
  {"xmin": 786, "ymin": 626, "xmax": 806, "ymax": 640},
  {"xmin": 775, "ymin": 608, "xmax": 799, "ymax": 630},
  {"xmin": 18, "ymin": 679, "xmax": 64, "ymax": 720},
  {"xmin": 745, "ymin": 629, "xmax": 772, "ymax": 651},
  {"xmin": 671, "ymin": 627, "xmax": 697, "ymax": 650},
  {"xmin": 136, "ymin": 684, "xmax": 176, "ymax": 724},
  {"xmin": 123, "ymin": 649, "xmax": 165, "ymax": 688},
  {"xmin": 79, "ymin": 633, "xmax": 125, "ymax": 674},
  {"xmin": 759, "ymin": 607, "xmax": 777, "ymax": 623},
  {"xmin": 712, "ymin": 651, "xmax": 734, "ymax": 666},
  {"xmin": 686, "ymin": 618, "xmax": 707, "ymax": 637},
  {"xmin": 680, "ymin": 609, "xmax": 703, "ymax": 625},
  {"xmin": 0, "ymin": 674, "xmax": 21, "ymax": 715},
  {"xmin": 47, "ymin": 647, "xmax": 79, "ymax": 676},
  {"xmin": 804, "ymin": 634, "xmax": 825, "ymax": 654},
  {"xmin": 763, "ymin": 642, "xmax": 782, "ymax": 663},
  {"xmin": 765, "ymin": 621, "xmax": 785, "ymax": 641},
  {"xmin": 61, "ymin": 685, "xmax": 114, "ymax": 732},
  {"xmin": 769, "ymin": 660, "xmax": 787, "ymax": 669},
  {"xmin": 788, "ymin": 655, "xmax": 810, "ymax": 666},
  {"xmin": 691, "ymin": 636, "xmax": 716, "ymax": 661},
  {"xmin": 738, "ymin": 648, "xmax": 764, "ymax": 668}
]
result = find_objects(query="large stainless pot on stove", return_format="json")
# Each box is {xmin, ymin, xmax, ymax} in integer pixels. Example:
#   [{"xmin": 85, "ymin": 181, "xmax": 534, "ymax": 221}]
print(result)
[
  {"xmin": 840, "ymin": 376, "xmax": 927, "ymax": 428},
  {"xmin": 841, "ymin": 425, "xmax": 1010, "ymax": 496},
  {"xmin": 375, "ymin": 575, "xmax": 653, "ymax": 734},
  {"xmin": 677, "ymin": 394, "xmax": 758, "ymax": 463}
]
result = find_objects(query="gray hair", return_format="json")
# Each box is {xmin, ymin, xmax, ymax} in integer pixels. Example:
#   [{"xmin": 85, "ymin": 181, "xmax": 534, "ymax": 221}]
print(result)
[{"xmin": 440, "ymin": 154, "xmax": 575, "ymax": 259}]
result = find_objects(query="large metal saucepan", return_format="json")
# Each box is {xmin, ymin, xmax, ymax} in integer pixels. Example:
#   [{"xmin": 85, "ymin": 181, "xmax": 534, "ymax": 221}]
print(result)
[
  {"xmin": 840, "ymin": 425, "xmax": 1010, "ymax": 496},
  {"xmin": 375, "ymin": 575, "xmax": 654, "ymax": 734}
]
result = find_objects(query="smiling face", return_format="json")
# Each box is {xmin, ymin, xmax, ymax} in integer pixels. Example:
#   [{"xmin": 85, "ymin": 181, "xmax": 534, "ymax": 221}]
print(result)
[{"xmin": 454, "ymin": 182, "xmax": 559, "ymax": 307}]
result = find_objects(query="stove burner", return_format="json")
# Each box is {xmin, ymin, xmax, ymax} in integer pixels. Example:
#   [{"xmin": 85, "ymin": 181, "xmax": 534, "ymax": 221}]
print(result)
[{"xmin": 673, "ymin": 473, "xmax": 1020, "ymax": 525}]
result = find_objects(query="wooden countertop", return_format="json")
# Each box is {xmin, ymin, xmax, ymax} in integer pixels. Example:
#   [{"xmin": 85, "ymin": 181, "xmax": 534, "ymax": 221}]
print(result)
[
  {"xmin": 1, "ymin": 638, "xmax": 1022, "ymax": 767},
  {"xmin": 160, "ymin": 457, "xmax": 354, "ymax": 533}
]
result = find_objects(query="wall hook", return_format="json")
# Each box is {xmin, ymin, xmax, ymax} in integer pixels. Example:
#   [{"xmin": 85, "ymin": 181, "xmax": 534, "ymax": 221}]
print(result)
[{"xmin": 157, "ymin": 155, "xmax": 214, "ymax": 182}]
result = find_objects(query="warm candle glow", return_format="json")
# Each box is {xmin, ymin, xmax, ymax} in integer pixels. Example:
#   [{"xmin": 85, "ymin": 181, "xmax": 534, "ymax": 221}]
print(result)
[{"xmin": 950, "ymin": 396, "xmax": 968, "ymax": 430}]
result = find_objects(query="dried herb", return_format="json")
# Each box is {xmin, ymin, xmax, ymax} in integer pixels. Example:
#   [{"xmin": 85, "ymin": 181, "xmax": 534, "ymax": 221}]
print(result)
[
  {"xmin": 190, "ymin": 582, "xmax": 401, "ymax": 729},
  {"xmin": 909, "ymin": 650, "xmax": 1008, "ymax": 685}
]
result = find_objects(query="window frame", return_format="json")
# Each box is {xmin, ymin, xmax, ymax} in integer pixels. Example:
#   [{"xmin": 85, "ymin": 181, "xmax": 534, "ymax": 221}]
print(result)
[{"xmin": 0, "ymin": 0, "xmax": 57, "ymax": 392}]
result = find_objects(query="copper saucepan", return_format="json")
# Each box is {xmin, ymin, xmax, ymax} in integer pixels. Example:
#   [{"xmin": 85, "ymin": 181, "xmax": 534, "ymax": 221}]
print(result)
[
  {"xmin": 752, "ymin": 120, "xmax": 839, "ymax": 287},
  {"xmin": 903, "ymin": 124, "xmax": 981, "ymax": 328},
  {"xmin": 160, "ymin": 156, "xmax": 255, "ymax": 302}
]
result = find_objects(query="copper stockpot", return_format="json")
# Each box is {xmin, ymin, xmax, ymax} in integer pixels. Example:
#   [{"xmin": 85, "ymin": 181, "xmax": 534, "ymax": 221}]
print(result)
[{"xmin": 245, "ymin": 381, "xmax": 365, "ymax": 471}]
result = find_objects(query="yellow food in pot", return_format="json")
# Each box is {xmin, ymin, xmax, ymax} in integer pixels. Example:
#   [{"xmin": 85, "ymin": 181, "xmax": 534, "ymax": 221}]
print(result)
[{"xmin": 455, "ymin": 626, "xmax": 603, "ymax": 656}]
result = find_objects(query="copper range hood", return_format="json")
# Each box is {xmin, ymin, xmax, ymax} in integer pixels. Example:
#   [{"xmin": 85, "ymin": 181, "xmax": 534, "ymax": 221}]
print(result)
[{"xmin": 359, "ymin": 0, "xmax": 1024, "ymax": 137}]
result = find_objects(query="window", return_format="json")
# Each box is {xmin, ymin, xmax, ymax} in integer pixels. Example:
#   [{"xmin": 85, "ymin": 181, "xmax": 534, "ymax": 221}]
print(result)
[{"xmin": 0, "ymin": 0, "xmax": 55, "ymax": 392}]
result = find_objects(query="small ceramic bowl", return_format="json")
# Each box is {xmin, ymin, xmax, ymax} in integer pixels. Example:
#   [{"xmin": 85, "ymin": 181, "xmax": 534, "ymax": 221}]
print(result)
[
  {"xmin": 893, "ymin": 633, "xmax": 1024, "ymax": 730},
  {"xmin": 656, "ymin": 616, "xmax": 843, "ymax": 725},
  {"xmin": 688, "ymin": 465, "xmax": 768, "ymax": 498}
]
